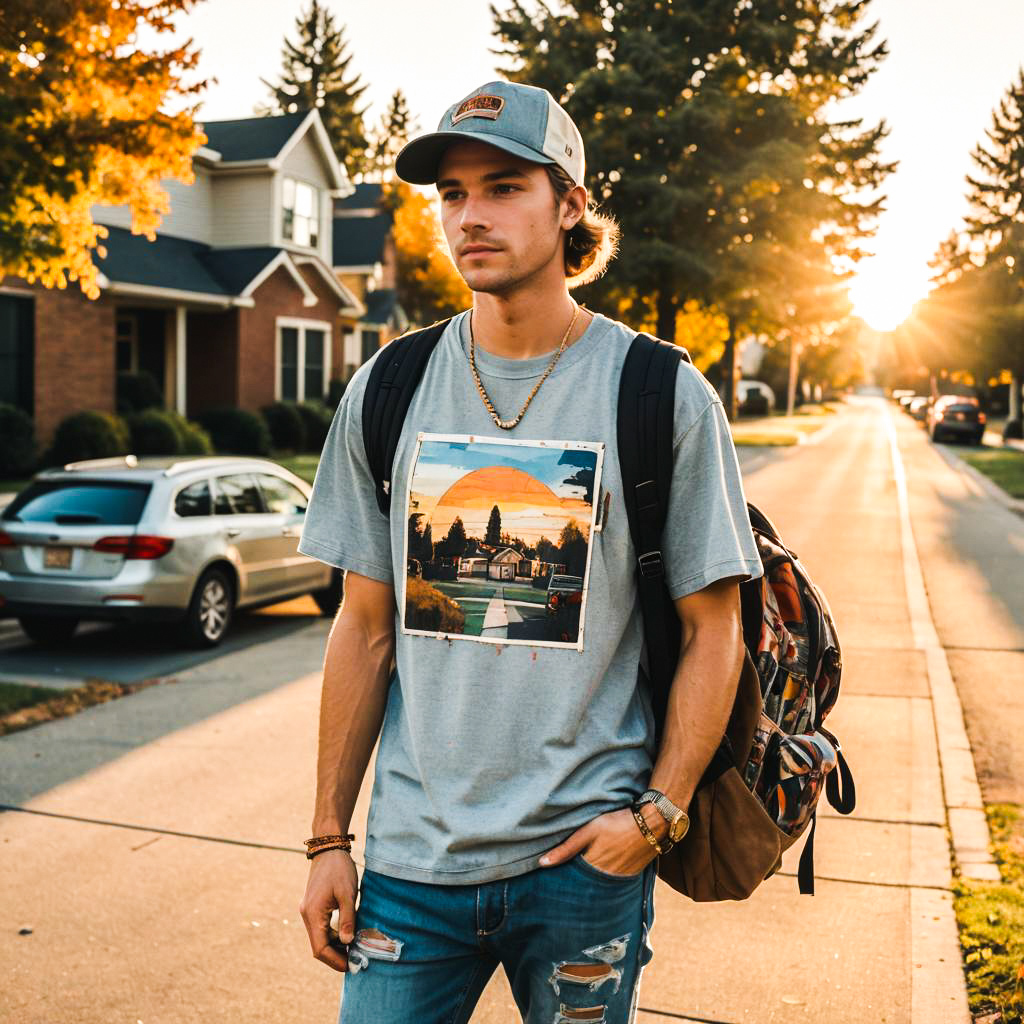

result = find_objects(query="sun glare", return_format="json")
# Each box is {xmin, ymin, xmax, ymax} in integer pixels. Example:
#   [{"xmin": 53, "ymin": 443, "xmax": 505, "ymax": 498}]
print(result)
[{"xmin": 850, "ymin": 265, "xmax": 932, "ymax": 332}]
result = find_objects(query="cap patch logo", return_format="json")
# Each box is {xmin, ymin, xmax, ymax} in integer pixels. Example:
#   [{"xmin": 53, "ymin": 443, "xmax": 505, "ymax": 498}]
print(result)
[{"xmin": 452, "ymin": 94, "xmax": 505, "ymax": 124}]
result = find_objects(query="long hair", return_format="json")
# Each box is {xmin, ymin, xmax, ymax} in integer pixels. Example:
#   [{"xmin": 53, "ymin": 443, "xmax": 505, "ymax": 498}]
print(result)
[{"xmin": 545, "ymin": 164, "xmax": 620, "ymax": 289}]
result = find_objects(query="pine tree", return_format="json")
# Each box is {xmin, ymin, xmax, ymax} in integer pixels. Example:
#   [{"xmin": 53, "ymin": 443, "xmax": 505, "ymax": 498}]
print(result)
[
  {"xmin": 963, "ymin": 68, "xmax": 1024, "ymax": 430},
  {"xmin": 367, "ymin": 89, "xmax": 419, "ymax": 181},
  {"xmin": 492, "ymin": 0, "xmax": 893, "ymax": 417},
  {"xmin": 443, "ymin": 516, "xmax": 468, "ymax": 557},
  {"xmin": 260, "ymin": 0, "xmax": 368, "ymax": 177},
  {"xmin": 485, "ymin": 505, "xmax": 502, "ymax": 546}
]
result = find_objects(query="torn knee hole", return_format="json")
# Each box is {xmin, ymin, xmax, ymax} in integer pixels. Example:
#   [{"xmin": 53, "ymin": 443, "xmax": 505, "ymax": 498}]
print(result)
[
  {"xmin": 346, "ymin": 928, "xmax": 404, "ymax": 974},
  {"xmin": 548, "ymin": 961, "xmax": 622, "ymax": 996}
]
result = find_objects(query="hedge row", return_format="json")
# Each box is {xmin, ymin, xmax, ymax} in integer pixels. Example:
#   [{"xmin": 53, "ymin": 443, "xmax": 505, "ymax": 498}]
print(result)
[{"xmin": 0, "ymin": 395, "xmax": 341, "ymax": 479}]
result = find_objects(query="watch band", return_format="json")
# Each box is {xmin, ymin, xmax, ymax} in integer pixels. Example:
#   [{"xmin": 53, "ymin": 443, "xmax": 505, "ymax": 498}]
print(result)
[{"xmin": 637, "ymin": 789, "xmax": 689, "ymax": 844}]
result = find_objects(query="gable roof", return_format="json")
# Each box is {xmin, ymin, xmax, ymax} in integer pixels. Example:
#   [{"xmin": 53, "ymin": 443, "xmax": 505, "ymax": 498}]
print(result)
[
  {"xmin": 200, "ymin": 111, "xmax": 309, "ymax": 162},
  {"xmin": 333, "ymin": 213, "xmax": 392, "ymax": 268},
  {"xmin": 335, "ymin": 183, "xmax": 384, "ymax": 213},
  {"xmin": 363, "ymin": 288, "xmax": 404, "ymax": 329},
  {"xmin": 94, "ymin": 227, "xmax": 362, "ymax": 315}
]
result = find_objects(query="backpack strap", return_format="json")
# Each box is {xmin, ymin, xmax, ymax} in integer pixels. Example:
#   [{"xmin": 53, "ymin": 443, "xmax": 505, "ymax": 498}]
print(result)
[
  {"xmin": 362, "ymin": 319, "xmax": 452, "ymax": 516},
  {"xmin": 617, "ymin": 333, "xmax": 690, "ymax": 743}
]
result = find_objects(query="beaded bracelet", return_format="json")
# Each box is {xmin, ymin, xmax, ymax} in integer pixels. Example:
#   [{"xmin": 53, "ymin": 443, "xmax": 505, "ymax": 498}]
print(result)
[
  {"xmin": 304, "ymin": 833, "xmax": 356, "ymax": 860},
  {"xmin": 630, "ymin": 806, "xmax": 665, "ymax": 855}
]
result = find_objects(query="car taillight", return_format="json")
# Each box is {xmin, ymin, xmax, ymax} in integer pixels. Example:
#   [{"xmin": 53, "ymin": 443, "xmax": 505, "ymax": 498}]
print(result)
[
  {"xmin": 978, "ymin": 412, "xmax": 987, "ymax": 424},
  {"xmin": 0, "ymin": 531, "xmax": 17, "ymax": 547},
  {"xmin": 93, "ymin": 535, "xmax": 174, "ymax": 559}
]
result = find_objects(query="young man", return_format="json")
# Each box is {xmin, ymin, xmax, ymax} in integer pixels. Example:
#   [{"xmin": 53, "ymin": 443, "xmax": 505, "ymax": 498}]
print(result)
[{"xmin": 297, "ymin": 81, "xmax": 761, "ymax": 1023}]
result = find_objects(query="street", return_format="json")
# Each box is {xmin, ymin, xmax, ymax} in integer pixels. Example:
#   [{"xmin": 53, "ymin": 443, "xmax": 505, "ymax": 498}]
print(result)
[{"xmin": 2, "ymin": 398, "xmax": 1021, "ymax": 1022}]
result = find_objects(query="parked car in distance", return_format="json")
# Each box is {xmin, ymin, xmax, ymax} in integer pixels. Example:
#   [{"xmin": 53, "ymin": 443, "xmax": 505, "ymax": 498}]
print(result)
[
  {"xmin": 0, "ymin": 455, "xmax": 344, "ymax": 649},
  {"xmin": 927, "ymin": 396, "xmax": 986, "ymax": 445},
  {"xmin": 737, "ymin": 380, "xmax": 776, "ymax": 417},
  {"xmin": 908, "ymin": 396, "xmax": 932, "ymax": 421},
  {"xmin": 898, "ymin": 393, "xmax": 919, "ymax": 411},
  {"xmin": 546, "ymin": 574, "xmax": 583, "ymax": 612}
]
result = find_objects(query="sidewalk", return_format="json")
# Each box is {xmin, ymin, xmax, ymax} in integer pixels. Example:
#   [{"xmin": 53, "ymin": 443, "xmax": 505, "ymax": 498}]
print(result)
[{"xmin": 0, "ymin": 400, "xmax": 978, "ymax": 1023}]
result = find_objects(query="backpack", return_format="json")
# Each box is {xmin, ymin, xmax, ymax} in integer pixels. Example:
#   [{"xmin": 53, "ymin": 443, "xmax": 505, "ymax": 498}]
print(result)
[{"xmin": 361, "ymin": 319, "xmax": 855, "ymax": 900}]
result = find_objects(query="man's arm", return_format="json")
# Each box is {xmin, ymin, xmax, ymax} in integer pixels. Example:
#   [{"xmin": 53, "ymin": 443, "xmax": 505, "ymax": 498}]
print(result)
[
  {"xmin": 299, "ymin": 571, "xmax": 396, "ymax": 972},
  {"xmin": 538, "ymin": 576, "xmax": 744, "ymax": 874}
]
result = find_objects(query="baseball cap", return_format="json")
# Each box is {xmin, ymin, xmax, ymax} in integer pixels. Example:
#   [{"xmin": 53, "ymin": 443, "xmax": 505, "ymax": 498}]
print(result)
[{"xmin": 395, "ymin": 81, "xmax": 585, "ymax": 187}]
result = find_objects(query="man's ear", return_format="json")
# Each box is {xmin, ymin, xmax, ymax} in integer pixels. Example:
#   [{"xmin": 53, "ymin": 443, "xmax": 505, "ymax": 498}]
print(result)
[{"xmin": 561, "ymin": 185, "xmax": 588, "ymax": 230}]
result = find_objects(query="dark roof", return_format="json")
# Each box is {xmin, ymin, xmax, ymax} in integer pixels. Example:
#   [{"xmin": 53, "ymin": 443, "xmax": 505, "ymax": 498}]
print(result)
[
  {"xmin": 333, "ymin": 213, "xmax": 392, "ymax": 267},
  {"xmin": 200, "ymin": 111, "xmax": 309, "ymax": 162},
  {"xmin": 200, "ymin": 248, "xmax": 280, "ymax": 294},
  {"xmin": 97, "ymin": 229, "xmax": 289, "ymax": 299},
  {"xmin": 335, "ymin": 183, "xmax": 383, "ymax": 212},
  {"xmin": 96, "ymin": 227, "xmax": 230, "ymax": 295},
  {"xmin": 364, "ymin": 288, "xmax": 399, "ymax": 325}
]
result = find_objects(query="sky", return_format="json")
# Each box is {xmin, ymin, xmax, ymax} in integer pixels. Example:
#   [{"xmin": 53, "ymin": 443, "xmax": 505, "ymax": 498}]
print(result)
[{"xmin": 169, "ymin": 0, "xmax": 1024, "ymax": 331}]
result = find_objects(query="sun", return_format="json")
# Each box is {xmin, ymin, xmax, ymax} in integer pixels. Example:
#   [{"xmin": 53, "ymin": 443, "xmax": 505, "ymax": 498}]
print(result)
[{"xmin": 849, "ymin": 263, "xmax": 932, "ymax": 332}]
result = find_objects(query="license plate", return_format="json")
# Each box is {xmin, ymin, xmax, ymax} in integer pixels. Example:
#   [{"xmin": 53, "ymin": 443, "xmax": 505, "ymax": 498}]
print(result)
[{"xmin": 43, "ymin": 545, "xmax": 72, "ymax": 569}]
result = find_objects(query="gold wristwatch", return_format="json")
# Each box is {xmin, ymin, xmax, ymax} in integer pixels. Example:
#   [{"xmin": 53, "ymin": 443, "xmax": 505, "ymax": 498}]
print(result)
[{"xmin": 634, "ymin": 789, "xmax": 690, "ymax": 850}]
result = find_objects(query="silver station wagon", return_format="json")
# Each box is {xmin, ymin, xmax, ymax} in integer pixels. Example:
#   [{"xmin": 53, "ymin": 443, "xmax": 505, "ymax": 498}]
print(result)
[{"xmin": 0, "ymin": 455, "xmax": 343, "ymax": 648}]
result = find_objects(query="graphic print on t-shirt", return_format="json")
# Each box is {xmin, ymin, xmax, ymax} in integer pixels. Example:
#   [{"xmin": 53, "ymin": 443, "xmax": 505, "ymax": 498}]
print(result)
[{"xmin": 401, "ymin": 432, "xmax": 605, "ymax": 651}]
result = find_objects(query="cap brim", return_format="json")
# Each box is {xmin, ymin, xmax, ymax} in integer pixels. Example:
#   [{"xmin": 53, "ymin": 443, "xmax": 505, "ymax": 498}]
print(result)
[{"xmin": 395, "ymin": 131, "xmax": 555, "ymax": 185}]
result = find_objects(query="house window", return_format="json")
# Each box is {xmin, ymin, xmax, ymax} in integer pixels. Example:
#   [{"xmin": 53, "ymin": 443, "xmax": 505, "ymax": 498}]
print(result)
[
  {"xmin": 116, "ymin": 313, "xmax": 138, "ymax": 373},
  {"xmin": 277, "ymin": 320, "xmax": 332, "ymax": 402},
  {"xmin": 282, "ymin": 177, "xmax": 320, "ymax": 249},
  {"xmin": 0, "ymin": 293, "xmax": 34, "ymax": 414},
  {"xmin": 361, "ymin": 328, "xmax": 380, "ymax": 364}
]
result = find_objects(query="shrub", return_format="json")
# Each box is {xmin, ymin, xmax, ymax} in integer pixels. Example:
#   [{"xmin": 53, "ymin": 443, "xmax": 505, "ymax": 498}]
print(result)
[
  {"xmin": 196, "ymin": 407, "xmax": 271, "ymax": 456},
  {"xmin": 48, "ymin": 410, "xmax": 131, "ymax": 466},
  {"xmin": 404, "ymin": 577, "xmax": 466, "ymax": 633},
  {"xmin": 127, "ymin": 409, "xmax": 181, "ymax": 455},
  {"xmin": 260, "ymin": 401, "xmax": 306, "ymax": 451},
  {"xmin": 297, "ymin": 400, "xmax": 333, "ymax": 451},
  {"xmin": 1004, "ymin": 419, "xmax": 1023, "ymax": 441},
  {"xmin": 165, "ymin": 411, "xmax": 214, "ymax": 455},
  {"xmin": 116, "ymin": 371, "xmax": 164, "ymax": 415},
  {"xmin": 0, "ymin": 404, "xmax": 36, "ymax": 477}
]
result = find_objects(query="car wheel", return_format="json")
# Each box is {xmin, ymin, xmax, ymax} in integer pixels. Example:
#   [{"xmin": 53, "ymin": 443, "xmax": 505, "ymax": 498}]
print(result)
[
  {"xmin": 931, "ymin": 428, "xmax": 943, "ymax": 443},
  {"xmin": 18, "ymin": 615, "xmax": 79, "ymax": 646},
  {"xmin": 180, "ymin": 567, "xmax": 234, "ymax": 648},
  {"xmin": 312, "ymin": 568, "xmax": 344, "ymax": 617}
]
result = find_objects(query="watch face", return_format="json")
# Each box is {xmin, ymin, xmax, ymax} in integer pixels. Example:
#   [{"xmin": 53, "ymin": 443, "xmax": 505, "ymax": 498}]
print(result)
[{"xmin": 669, "ymin": 814, "xmax": 689, "ymax": 842}]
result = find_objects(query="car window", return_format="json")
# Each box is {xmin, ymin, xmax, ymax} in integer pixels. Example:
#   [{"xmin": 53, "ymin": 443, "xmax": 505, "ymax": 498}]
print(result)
[
  {"xmin": 174, "ymin": 479, "xmax": 211, "ymax": 518},
  {"xmin": 255, "ymin": 473, "xmax": 307, "ymax": 515},
  {"xmin": 2, "ymin": 480, "xmax": 151, "ymax": 525},
  {"xmin": 214, "ymin": 474, "xmax": 265, "ymax": 515}
]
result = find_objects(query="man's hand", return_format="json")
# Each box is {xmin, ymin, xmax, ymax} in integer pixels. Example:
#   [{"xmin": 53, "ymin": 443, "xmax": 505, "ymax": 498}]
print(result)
[
  {"xmin": 299, "ymin": 849, "xmax": 359, "ymax": 972},
  {"xmin": 536, "ymin": 808, "xmax": 660, "ymax": 877}
]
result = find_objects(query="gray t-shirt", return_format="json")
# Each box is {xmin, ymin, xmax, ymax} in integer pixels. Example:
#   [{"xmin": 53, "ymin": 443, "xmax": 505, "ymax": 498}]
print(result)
[{"xmin": 298, "ymin": 309, "xmax": 761, "ymax": 885}]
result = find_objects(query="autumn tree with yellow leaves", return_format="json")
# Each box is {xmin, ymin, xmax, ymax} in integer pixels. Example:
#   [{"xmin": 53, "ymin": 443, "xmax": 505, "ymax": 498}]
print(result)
[
  {"xmin": 386, "ymin": 181, "xmax": 471, "ymax": 327},
  {"xmin": 0, "ymin": 0, "xmax": 207, "ymax": 298}
]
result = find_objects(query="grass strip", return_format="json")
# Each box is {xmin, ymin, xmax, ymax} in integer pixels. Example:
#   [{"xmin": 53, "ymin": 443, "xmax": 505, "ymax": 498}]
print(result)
[
  {"xmin": 271, "ymin": 452, "xmax": 320, "ymax": 484},
  {"xmin": 963, "ymin": 450, "xmax": 1024, "ymax": 500},
  {"xmin": 0, "ymin": 678, "xmax": 136, "ymax": 737},
  {"xmin": 953, "ymin": 803, "xmax": 1024, "ymax": 1022},
  {"xmin": 731, "ymin": 431, "xmax": 800, "ymax": 447}
]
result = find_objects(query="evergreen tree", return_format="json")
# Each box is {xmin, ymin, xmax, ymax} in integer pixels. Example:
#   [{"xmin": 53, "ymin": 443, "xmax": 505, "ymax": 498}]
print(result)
[
  {"xmin": 420, "ymin": 522, "xmax": 434, "ymax": 563},
  {"xmin": 443, "ymin": 516, "xmax": 468, "ymax": 557},
  {"xmin": 367, "ymin": 89, "xmax": 419, "ymax": 181},
  {"xmin": 260, "ymin": 0, "xmax": 368, "ymax": 177},
  {"xmin": 492, "ymin": 0, "xmax": 893, "ymax": 417},
  {"xmin": 485, "ymin": 505, "xmax": 502, "ymax": 546},
  {"xmin": 963, "ymin": 69, "xmax": 1024, "ymax": 430}
]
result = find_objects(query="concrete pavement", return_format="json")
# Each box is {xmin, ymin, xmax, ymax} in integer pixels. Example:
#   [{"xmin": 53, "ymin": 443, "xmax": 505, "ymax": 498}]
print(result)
[{"xmin": 3, "ymin": 398, "xmax": 1008, "ymax": 1023}]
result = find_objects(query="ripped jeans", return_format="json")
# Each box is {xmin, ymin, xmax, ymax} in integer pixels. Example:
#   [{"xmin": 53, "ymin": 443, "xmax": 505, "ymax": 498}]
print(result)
[{"xmin": 339, "ymin": 854, "xmax": 657, "ymax": 1024}]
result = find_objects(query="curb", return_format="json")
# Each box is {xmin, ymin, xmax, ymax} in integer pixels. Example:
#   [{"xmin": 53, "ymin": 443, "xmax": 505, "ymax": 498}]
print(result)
[
  {"xmin": 886, "ymin": 408, "xmax": 998, "ymax": 885},
  {"xmin": 933, "ymin": 442, "xmax": 1024, "ymax": 517}
]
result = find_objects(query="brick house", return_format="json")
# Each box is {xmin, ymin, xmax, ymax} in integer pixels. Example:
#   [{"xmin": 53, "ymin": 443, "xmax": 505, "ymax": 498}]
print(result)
[
  {"xmin": 0, "ymin": 109, "xmax": 365, "ymax": 448},
  {"xmin": 332, "ymin": 183, "xmax": 408, "ymax": 380}
]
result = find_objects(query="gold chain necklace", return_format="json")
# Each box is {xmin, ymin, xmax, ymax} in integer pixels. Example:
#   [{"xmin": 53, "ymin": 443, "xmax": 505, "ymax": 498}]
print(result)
[{"xmin": 469, "ymin": 303, "xmax": 581, "ymax": 430}]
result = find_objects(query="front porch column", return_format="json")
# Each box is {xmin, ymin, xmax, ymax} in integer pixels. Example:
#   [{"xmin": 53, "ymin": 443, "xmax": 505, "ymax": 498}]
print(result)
[{"xmin": 175, "ymin": 306, "xmax": 187, "ymax": 415}]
